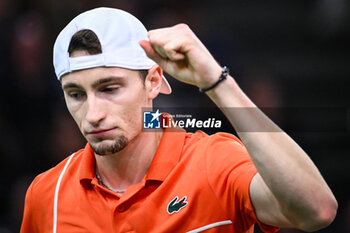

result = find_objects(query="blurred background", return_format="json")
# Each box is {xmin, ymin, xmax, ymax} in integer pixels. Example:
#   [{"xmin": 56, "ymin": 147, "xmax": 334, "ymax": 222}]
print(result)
[{"xmin": 0, "ymin": 0, "xmax": 349, "ymax": 232}]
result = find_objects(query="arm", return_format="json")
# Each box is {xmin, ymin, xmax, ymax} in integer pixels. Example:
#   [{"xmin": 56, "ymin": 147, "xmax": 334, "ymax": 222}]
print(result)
[
  {"xmin": 140, "ymin": 24, "xmax": 338, "ymax": 231},
  {"xmin": 206, "ymin": 75, "xmax": 337, "ymax": 231}
]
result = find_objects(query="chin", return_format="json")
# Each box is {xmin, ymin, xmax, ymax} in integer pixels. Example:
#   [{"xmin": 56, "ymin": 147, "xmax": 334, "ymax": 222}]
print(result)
[{"xmin": 89, "ymin": 135, "xmax": 129, "ymax": 156}]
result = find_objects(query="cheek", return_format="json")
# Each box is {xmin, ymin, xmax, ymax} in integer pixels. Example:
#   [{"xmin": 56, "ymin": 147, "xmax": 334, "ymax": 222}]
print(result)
[
  {"xmin": 65, "ymin": 99, "xmax": 85, "ymax": 130},
  {"xmin": 117, "ymin": 104, "xmax": 143, "ymax": 132},
  {"xmin": 116, "ymin": 93, "xmax": 148, "ymax": 132}
]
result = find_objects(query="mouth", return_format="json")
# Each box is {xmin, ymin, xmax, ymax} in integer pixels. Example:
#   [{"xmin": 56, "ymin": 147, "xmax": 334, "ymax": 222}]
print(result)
[{"xmin": 86, "ymin": 127, "xmax": 117, "ymax": 137}]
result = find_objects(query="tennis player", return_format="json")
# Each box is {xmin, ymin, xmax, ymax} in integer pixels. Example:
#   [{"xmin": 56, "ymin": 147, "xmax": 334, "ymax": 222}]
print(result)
[{"xmin": 20, "ymin": 7, "xmax": 337, "ymax": 233}]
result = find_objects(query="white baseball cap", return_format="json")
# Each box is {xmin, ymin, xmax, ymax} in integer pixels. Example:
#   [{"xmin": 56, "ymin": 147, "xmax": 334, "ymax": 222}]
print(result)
[{"xmin": 53, "ymin": 7, "xmax": 171, "ymax": 94}]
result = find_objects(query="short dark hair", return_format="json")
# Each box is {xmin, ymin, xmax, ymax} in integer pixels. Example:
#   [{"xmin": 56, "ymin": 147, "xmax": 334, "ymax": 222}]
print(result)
[
  {"xmin": 68, "ymin": 29, "xmax": 102, "ymax": 55},
  {"xmin": 68, "ymin": 29, "xmax": 148, "ymax": 80}
]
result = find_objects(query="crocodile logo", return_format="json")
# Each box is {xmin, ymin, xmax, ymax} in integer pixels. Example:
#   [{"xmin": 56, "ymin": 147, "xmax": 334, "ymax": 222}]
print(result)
[{"xmin": 167, "ymin": 196, "xmax": 188, "ymax": 214}]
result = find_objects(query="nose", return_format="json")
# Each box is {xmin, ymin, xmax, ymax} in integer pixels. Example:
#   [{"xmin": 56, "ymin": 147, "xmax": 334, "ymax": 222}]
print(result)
[{"xmin": 85, "ymin": 95, "xmax": 106, "ymax": 126}]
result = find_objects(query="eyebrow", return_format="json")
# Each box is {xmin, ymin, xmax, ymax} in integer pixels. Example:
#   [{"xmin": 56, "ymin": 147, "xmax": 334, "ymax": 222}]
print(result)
[
  {"xmin": 62, "ymin": 82, "xmax": 82, "ymax": 91},
  {"xmin": 62, "ymin": 76, "xmax": 124, "ymax": 91},
  {"xmin": 91, "ymin": 77, "xmax": 124, "ymax": 89}
]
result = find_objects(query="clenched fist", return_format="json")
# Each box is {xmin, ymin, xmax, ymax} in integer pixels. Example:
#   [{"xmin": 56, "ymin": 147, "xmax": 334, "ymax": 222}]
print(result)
[{"xmin": 139, "ymin": 24, "xmax": 222, "ymax": 90}]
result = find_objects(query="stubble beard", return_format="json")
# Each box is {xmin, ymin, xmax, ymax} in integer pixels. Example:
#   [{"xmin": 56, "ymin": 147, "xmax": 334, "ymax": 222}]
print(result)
[{"xmin": 90, "ymin": 135, "xmax": 129, "ymax": 156}]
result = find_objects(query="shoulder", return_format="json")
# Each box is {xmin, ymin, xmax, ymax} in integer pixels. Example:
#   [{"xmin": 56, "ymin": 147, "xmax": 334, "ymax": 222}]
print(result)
[
  {"xmin": 22, "ymin": 148, "xmax": 86, "ymax": 230},
  {"xmin": 184, "ymin": 130, "xmax": 246, "ymax": 153},
  {"xmin": 180, "ymin": 131, "xmax": 250, "ymax": 171},
  {"xmin": 185, "ymin": 130, "xmax": 242, "ymax": 143},
  {"xmin": 28, "ymin": 148, "xmax": 85, "ymax": 199}
]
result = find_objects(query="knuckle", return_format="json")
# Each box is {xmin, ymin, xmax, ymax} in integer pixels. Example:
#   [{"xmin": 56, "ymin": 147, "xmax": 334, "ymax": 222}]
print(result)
[
  {"xmin": 148, "ymin": 29, "xmax": 160, "ymax": 40},
  {"xmin": 176, "ymin": 23, "xmax": 189, "ymax": 30},
  {"xmin": 175, "ymin": 24, "xmax": 193, "ymax": 38},
  {"xmin": 163, "ymin": 43, "xmax": 173, "ymax": 51},
  {"xmin": 147, "ymin": 30, "xmax": 155, "ymax": 39}
]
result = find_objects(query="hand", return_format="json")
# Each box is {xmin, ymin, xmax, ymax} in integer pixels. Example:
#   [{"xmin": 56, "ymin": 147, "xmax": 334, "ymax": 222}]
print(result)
[{"xmin": 140, "ymin": 24, "xmax": 222, "ymax": 89}]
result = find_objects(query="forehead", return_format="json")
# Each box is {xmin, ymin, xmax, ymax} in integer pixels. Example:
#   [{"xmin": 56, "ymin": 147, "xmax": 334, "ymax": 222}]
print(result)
[{"xmin": 61, "ymin": 66, "xmax": 141, "ymax": 86}]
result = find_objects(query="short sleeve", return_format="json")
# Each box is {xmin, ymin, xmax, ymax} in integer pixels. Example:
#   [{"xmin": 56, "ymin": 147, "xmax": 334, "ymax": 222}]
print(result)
[{"xmin": 206, "ymin": 133, "xmax": 279, "ymax": 233}]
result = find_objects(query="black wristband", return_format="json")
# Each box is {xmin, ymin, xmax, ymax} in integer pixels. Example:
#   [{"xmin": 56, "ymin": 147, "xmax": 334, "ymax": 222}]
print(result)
[{"xmin": 199, "ymin": 66, "xmax": 230, "ymax": 93}]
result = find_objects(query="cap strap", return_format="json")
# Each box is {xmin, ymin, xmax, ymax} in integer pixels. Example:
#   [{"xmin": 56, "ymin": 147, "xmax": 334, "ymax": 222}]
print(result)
[{"xmin": 68, "ymin": 54, "xmax": 105, "ymax": 72}]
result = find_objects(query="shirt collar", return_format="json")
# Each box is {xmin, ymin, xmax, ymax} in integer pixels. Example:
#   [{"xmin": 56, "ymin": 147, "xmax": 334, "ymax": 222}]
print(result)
[
  {"xmin": 78, "ymin": 127, "xmax": 187, "ymax": 185},
  {"xmin": 145, "ymin": 127, "xmax": 186, "ymax": 181},
  {"xmin": 78, "ymin": 143, "xmax": 96, "ymax": 184}
]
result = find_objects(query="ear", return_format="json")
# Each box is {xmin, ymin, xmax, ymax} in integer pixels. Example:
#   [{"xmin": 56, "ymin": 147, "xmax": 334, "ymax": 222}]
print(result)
[{"xmin": 145, "ymin": 64, "xmax": 163, "ymax": 100}]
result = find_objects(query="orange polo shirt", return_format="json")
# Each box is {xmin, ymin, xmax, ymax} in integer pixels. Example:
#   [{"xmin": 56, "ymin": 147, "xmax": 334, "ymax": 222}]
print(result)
[{"xmin": 21, "ymin": 129, "xmax": 279, "ymax": 233}]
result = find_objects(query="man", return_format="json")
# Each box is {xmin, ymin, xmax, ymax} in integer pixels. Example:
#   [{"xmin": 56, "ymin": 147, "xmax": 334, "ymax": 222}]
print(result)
[{"xmin": 21, "ymin": 7, "xmax": 337, "ymax": 233}]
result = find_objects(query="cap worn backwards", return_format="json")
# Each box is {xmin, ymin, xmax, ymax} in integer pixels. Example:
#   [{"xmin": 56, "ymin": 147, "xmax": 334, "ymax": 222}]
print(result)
[{"xmin": 53, "ymin": 7, "xmax": 171, "ymax": 94}]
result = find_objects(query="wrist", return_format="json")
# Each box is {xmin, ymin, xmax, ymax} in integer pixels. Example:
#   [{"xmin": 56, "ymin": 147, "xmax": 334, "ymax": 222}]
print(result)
[{"xmin": 199, "ymin": 66, "xmax": 230, "ymax": 93}]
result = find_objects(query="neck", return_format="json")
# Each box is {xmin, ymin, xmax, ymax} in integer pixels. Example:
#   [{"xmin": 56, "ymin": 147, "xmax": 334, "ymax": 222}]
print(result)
[{"xmin": 94, "ymin": 130, "xmax": 163, "ymax": 192}]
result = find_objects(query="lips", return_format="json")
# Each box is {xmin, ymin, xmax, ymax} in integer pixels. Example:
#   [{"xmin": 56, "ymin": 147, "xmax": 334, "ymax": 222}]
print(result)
[{"xmin": 86, "ymin": 127, "xmax": 116, "ymax": 137}]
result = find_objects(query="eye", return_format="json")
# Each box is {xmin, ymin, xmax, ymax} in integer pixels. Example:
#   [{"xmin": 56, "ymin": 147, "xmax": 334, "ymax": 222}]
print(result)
[
  {"xmin": 67, "ymin": 91, "xmax": 86, "ymax": 100},
  {"xmin": 100, "ymin": 85, "xmax": 120, "ymax": 93}
]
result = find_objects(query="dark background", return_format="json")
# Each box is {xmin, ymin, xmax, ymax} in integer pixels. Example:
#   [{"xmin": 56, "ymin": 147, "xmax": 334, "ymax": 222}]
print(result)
[{"xmin": 0, "ymin": 0, "xmax": 349, "ymax": 232}]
